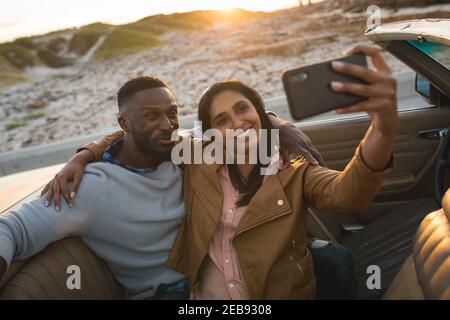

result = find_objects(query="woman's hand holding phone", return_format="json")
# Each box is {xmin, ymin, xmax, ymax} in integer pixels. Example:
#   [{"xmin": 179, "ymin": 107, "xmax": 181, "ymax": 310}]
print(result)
[
  {"xmin": 331, "ymin": 45, "xmax": 399, "ymax": 172},
  {"xmin": 330, "ymin": 45, "xmax": 399, "ymax": 137}
]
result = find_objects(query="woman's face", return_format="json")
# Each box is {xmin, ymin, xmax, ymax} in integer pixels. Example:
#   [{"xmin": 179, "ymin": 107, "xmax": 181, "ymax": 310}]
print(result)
[{"xmin": 209, "ymin": 90, "xmax": 262, "ymax": 159}]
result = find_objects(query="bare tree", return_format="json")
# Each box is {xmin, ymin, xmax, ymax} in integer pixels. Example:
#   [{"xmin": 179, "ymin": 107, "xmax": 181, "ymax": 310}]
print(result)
[{"xmin": 299, "ymin": 0, "xmax": 313, "ymax": 6}]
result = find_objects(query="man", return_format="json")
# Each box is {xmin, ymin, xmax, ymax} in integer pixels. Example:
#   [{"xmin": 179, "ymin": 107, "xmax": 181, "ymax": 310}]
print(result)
[
  {"xmin": 0, "ymin": 77, "xmax": 188, "ymax": 299},
  {"xmin": 0, "ymin": 76, "xmax": 321, "ymax": 299}
]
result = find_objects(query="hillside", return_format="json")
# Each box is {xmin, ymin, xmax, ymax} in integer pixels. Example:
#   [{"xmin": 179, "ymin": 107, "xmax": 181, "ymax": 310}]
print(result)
[
  {"xmin": 0, "ymin": 55, "xmax": 31, "ymax": 88},
  {"xmin": 0, "ymin": 9, "xmax": 266, "ymax": 86}
]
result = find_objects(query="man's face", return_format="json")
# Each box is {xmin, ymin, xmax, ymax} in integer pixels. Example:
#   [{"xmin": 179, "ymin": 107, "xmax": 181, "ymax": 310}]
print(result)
[{"xmin": 120, "ymin": 87, "xmax": 179, "ymax": 160}]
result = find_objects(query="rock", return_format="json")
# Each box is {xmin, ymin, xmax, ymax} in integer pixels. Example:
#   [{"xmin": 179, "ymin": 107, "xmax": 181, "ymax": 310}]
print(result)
[
  {"xmin": 40, "ymin": 91, "xmax": 57, "ymax": 102},
  {"xmin": 21, "ymin": 138, "xmax": 33, "ymax": 147},
  {"xmin": 27, "ymin": 99, "xmax": 48, "ymax": 109},
  {"xmin": 46, "ymin": 117, "xmax": 59, "ymax": 124}
]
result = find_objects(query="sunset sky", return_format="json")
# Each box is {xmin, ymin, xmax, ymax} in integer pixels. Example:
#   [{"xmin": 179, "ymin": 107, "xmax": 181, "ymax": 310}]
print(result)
[{"xmin": 0, "ymin": 0, "xmax": 324, "ymax": 42}]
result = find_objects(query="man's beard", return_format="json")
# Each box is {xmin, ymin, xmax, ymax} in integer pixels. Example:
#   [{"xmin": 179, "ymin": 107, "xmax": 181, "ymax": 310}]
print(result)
[{"xmin": 131, "ymin": 129, "xmax": 173, "ymax": 162}]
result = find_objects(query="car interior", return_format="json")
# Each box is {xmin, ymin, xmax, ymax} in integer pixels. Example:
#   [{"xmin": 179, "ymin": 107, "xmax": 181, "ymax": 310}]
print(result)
[
  {"xmin": 0, "ymin": 32, "xmax": 449, "ymax": 300},
  {"xmin": 303, "ymin": 37, "xmax": 450, "ymax": 299}
]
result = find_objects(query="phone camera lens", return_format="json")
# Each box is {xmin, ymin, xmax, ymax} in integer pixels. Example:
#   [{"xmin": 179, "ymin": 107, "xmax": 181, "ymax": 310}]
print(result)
[{"xmin": 293, "ymin": 73, "xmax": 308, "ymax": 82}]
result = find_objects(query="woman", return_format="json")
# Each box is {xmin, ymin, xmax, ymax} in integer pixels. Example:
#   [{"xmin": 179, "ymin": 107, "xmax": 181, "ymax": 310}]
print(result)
[
  {"xmin": 43, "ymin": 45, "xmax": 398, "ymax": 299},
  {"xmin": 167, "ymin": 46, "xmax": 397, "ymax": 299}
]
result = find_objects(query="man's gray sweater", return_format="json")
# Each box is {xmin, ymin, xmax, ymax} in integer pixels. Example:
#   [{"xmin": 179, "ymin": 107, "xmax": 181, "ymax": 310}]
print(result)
[{"xmin": 0, "ymin": 161, "xmax": 186, "ymax": 299}]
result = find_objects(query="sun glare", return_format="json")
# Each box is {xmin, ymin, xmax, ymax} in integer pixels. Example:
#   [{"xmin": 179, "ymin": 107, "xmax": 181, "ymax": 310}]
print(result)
[
  {"xmin": 0, "ymin": 0, "xmax": 300, "ymax": 42},
  {"xmin": 221, "ymin": 7, "xmax": 240, "ymax": 17}
]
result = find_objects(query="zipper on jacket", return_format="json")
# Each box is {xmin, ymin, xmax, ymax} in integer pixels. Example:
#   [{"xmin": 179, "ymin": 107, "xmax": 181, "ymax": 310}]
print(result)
[{"xmin": 289, "ymin": 239, "xmax": 304, "ymax": 274}]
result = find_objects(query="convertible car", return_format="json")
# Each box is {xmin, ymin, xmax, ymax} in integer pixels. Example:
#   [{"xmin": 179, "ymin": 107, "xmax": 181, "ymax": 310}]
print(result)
[{"xmin": 0, "ymin": 19, "xmax": 449, "ymax": 299}]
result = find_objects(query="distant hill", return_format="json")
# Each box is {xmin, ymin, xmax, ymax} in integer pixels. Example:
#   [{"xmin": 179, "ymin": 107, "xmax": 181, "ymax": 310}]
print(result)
[
  {"xmin": 0, "ymin": 8, "xmax": 267, "ymax": 76},
  {"xmin": 0, "ymin": 55, "xmax": 31, "ymax": 87},
  {"xmin": 125, "ymin": 9, "xmax": 268, "ymax": 34}
]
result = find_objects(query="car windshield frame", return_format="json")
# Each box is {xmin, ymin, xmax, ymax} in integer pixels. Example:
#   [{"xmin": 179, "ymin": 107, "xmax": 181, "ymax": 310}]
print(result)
[
  {"xmin": 406, "ymin": 39, "xmax": 450, "ymax": 71},
  {"xmin": 380, "ymin": 39, "xmax": 450, "ymax": 99}
]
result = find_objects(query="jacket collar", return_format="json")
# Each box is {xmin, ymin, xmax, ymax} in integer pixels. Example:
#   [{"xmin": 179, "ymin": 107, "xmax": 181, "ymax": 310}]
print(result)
[{"xmin": 191, "ymin": 157, "xmax": 308, "ymax": 234}]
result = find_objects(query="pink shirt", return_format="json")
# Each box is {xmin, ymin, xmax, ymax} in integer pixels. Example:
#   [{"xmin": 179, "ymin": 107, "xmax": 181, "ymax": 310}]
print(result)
[{"xmin": 193, "ymin": 154, "xmax": 283, "ymax": 300}]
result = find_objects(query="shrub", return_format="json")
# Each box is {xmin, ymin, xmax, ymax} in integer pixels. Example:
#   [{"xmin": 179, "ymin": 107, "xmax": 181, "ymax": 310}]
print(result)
[
  {"xmin": 93, "ymin": 27, "xmax": 163, "ymax": 60},
  {"xmin": 37, "ymin": 48, "xmax": 73, "ymax": 68},
  {"xmin": 14, "ymin": 37, "xmax": 37, "ymax": 50},
  {"xmin": 24, "ymin": 111, "xmax": 46, "ymax": 121},
  {"xmin": 47, "ymin": 36, "xmax": 67, "ymax": 53},
  {"xmin": 0, "ymin": 44, "xmax": 40, "ymax": 69},
  {"xmin": 69, "ymin": 30, "xmax": 103, "ymax": 55},
  {"xmin": 5, "ymin": 120, "xmax": 26, "ymax": 131}
]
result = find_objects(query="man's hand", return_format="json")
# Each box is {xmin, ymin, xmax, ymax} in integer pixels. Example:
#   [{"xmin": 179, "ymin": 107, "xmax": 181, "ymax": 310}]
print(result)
[
  {"xmin": 268, "ymin": 114, "xmax": 323, "ymax": 166},
  {"xmin": 40, "ymin": 149, "xmax": 93, "ymax": 211}
]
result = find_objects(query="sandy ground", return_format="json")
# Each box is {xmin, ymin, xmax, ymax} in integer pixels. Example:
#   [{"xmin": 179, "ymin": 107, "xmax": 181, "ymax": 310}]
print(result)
[{"xmin": 1, "ymin": 4, "xmax": 449, "ymax": 153}]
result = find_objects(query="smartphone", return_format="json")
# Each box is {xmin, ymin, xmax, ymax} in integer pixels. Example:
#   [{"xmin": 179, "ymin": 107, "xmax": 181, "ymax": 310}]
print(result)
[{"xmin": 282, "ymin": 53, "xmax": 369, "ymax": 120}]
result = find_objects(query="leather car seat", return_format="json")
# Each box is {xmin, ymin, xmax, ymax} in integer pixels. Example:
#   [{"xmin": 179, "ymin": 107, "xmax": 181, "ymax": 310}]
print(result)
[
  {"xmin": 0, "ymin": 237, "xmax": 124, "ymax": 299},
  {"xmin": 383, "ymin": 188, "xmax": 450, "ymax": 299}
]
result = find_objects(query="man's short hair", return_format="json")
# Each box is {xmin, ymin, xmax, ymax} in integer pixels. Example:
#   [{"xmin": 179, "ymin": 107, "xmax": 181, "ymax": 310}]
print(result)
[{"xmin": 117, "ymin": 76, "xmax": 169, "ymax": 113}]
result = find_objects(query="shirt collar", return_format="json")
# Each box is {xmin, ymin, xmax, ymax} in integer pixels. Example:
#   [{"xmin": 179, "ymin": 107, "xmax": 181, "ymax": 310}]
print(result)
[{"xmin": 102, "ymin": 139, "xmax": 156, "ymax": 174}]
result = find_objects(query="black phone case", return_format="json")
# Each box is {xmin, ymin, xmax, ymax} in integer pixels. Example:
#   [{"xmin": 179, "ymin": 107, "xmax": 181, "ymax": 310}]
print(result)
[{"xmin": 282, "ymin": 53, "xmax": 369, "ymax": 120}]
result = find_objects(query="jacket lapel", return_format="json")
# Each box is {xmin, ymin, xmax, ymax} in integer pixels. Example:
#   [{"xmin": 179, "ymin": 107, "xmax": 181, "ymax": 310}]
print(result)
[
  {"xmin": 191, "ymin": 163, "xmax": 224, "ymax": 224},
  {"xmin": 235, "ymin": 164, "xmax": 301, "ymax": 237},
  {"xmin": 191, "ymin": 158, "xmax": 308, "ymax": 234}
]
